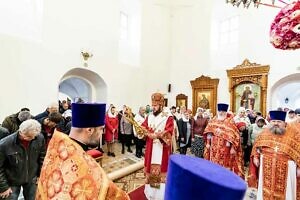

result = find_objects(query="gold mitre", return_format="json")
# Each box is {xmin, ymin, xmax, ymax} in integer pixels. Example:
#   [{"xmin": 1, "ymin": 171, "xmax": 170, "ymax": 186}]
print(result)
[{"xmin": 151, "ymin": 92, "xmax": 164, "ymax": 106}]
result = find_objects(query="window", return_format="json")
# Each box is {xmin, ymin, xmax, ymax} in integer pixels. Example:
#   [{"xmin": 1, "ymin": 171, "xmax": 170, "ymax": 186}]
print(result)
[
  {"xmin": 210, "ymin": 15, "xmax": 240, "ymax": 68},
  {"xmin": 118, "ymin": 0, "xmax": 141, "ymax": 67},
  {"xmin": 120, "ymin": 12, "xmax": 129, "ymax": 40},
  {"xmin": 219, "ymin": 16, "xmax": 239, "ymax": 48}
]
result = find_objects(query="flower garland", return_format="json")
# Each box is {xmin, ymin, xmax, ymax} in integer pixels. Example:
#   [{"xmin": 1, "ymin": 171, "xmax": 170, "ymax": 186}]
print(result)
[{"xmin": 270, "ymin": 1, "xmax": 300, "ymax": 50}]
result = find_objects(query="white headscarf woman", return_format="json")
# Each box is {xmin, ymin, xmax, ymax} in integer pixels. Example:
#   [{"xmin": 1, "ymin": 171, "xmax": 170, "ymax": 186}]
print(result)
[{"xmin": 194, "ymin": 107, "xmax": 204, "ymax": 120}]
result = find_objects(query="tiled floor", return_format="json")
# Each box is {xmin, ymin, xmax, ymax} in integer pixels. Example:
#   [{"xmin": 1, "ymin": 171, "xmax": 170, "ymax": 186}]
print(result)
[
  {"xmin": 101, "ymin": 142, "xmax": 143, "ymax": 174},
  {"xmin": 102, "ymin": 142, "xmax": 146, "ymax": 192}
]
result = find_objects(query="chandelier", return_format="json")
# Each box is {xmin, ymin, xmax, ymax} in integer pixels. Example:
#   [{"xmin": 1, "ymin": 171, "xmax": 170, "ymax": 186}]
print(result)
[
  {"xmin": 225, "ymin": 0, "xmax": 289, "ymax": 8},
  {"xmin": 226, "ymin": 0, "xmax": 261, "ymax": 8}
]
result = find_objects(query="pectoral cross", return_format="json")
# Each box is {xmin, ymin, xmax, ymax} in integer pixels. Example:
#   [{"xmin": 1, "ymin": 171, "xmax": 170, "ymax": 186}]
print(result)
[
  {"xmin": 274, "ymin": 146, "xmax": 279, "ymax": 152},
  {"xmin": 216, "ymin": 128, "xmax": 221, "ymax": 135}
]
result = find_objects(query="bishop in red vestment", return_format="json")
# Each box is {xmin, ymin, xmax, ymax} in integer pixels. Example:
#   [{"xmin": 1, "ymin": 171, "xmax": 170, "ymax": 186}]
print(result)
[{"xmin": 141, "ymin": 92, "xmax": 174, "ymax": 200}]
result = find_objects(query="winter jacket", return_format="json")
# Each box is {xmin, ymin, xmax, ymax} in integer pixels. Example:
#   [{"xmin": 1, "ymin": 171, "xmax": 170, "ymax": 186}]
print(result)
[{"xmin": 0, "ymin": 132, "xmax": 46, "ymax": 192}]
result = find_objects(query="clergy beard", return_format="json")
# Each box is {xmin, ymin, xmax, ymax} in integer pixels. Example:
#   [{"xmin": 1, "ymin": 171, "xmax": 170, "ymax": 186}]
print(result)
[
  {"xmin": 217, "ymin": 114, "xmax": 226, "ymax": 121},
  {"xmin": 153, "ymin": 107, "xmax": 162, "ymax": 116},
  {"xmin": 153, "ymin": 110, "xmax": 161, "ymax": 116},
  {"xmin": 269, "ymin": 125, "xmax": 286, "ymax": 135}
]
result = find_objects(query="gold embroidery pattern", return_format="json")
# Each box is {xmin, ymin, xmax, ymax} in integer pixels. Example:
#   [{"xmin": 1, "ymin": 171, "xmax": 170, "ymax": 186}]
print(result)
[
  {"xmin": 252, "ymin": 128, "xmax": 300, "ymax": 167},
  {"xmin": 160, "ymin": 132, "xmax": 172, "ymax": 146},
  {"xmin": 205, "ymin": 117, "xmax": 240, "ymax": 149},
  {"xmin": 262, "ymin": 151, "xmax": 288, "ymax": 200},
  {"xmin": 204, "ymin": 117, "xmax": 244, "ymax": 177},
  {"xmin": 36, "ymin": 131, "xmax": 129, "ymax": 200},
  {"xmin": 145, "ymin": 164, "xmax": 167, "ymax": 189},
  {"xmin": 251, "ymin": 124, "xmax": 300, "ymax": 200}
]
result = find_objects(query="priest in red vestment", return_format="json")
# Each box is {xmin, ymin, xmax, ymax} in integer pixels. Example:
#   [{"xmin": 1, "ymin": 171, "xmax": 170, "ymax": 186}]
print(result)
[
  {"xmin": 36, "ymin": 103, "xmax": 129, "ymax": 200},
  {"xmin": 248, "ymin": 110, "xmax": 300, "ymax": 200},
  {"xmin": 203, "ymin": 103, "xmax": 244, "ymax": 177},
  {"xmin": 141, "ymin": 92, "xmax": 174, "ymax": 200}
]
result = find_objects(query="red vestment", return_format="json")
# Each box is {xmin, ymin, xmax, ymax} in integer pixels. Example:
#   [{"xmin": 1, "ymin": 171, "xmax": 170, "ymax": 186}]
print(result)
[
  {"xmin": 203, "ymin": 116, "xmax": 244, "ymax": 177},
  {"xmin": 248, "ymin": 124, "xmax": 300, "ymax": 200},
  {"xmin": 142, "ymin": 112, "xmax": 174, "ymax": 187}
]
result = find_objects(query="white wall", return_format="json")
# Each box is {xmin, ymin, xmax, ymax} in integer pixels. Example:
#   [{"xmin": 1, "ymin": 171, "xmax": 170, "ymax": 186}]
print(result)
[
  {"xmin": 1, "ymin": 0, "xmax": 300, "ymax": 121},
  {"xmin": 140, "ymin": 0, "xmax": 172, "ymax": 102},
  {"xmin": 169, "ymin": 0, "xmax": 300, "ymax": 111},
  {"xmin": 0, "ymin": 0, "xmax": 171, "ymax": 121},
  {"xmin": 168, "ymin": 0, "xmax": 214, "ymax": 108}
]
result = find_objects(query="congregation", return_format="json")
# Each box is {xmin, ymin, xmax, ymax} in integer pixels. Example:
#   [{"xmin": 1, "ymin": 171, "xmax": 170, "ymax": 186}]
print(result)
[{"xmin": 0, "ymin": 97, "xmax": 299, "ymax": 199}]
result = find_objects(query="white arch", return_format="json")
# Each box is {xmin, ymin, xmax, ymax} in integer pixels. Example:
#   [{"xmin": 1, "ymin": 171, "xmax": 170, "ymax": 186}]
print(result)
[
  {"xmin": 59, "ymin": 68, "xmax": 107, "ymax": 103},
  {"xmin": 269, "ymin": 73, "xmax": 300, "ymax": 110}
]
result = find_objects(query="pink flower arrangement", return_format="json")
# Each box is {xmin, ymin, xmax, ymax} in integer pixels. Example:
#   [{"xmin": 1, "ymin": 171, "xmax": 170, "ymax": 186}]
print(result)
[{"xmin": 270, "ymin": 1, "xmax": 300, "ymax": 50}]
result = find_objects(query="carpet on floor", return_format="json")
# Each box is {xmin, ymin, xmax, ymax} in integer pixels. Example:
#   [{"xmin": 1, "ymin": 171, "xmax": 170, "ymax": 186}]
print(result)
[{"xmin": 128, "ymin": 185, "xmax": 147, "ymax": 200}]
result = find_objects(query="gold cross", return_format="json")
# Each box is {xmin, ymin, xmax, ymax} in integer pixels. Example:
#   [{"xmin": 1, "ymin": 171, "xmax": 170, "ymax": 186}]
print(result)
[{"xmin": 274, "ymin": 146, "xmax": 279, "ymax": 152}]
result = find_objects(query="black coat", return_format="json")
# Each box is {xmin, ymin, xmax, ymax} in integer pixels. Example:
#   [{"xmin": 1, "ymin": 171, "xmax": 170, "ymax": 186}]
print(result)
[
  {"xmin": 34, "ymin": 110, "xmax": 49, "ymax": 121},
  {"xmin": 177, "ymin": 118, "xmax": 194, "ymax": 147},
  {"xmin": 0, "ymin": 132, "xmax": 46, "ymax": 192}
]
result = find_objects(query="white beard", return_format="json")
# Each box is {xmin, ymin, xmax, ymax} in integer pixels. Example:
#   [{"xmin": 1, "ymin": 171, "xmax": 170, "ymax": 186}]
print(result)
[
  {"xmin": 217, "ymin": 114, "xmax": 226, "ymax": 121},
  {"xmin": 182, "ymin": 116, "xmax": 189, "ymax": 122}
]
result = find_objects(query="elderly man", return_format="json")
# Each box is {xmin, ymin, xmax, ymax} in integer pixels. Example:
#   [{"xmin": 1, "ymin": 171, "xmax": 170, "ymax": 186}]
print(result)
[
  {"xmin": 36, "ymin": 103, "xmax": 129, "ymax": 200},
  {"xmin": 1, "ymin": 108, "xmax": 32, "ymax": 134},
  {"xmin": 248, "ymin": 110, "xmax": 300, "ymax": 200},
  {"xmin": 34, "ymin": 102, "xmax": 59, "ymax": 121},
  {"xmin": 203, "ymin": 103, "xmax": 243, "ymax": 177},
  {"xmin": 0, "ymin": 119, "xmax": 45, "ymax": 200},
  {"xmin": 141, "ymin": 93, "xmax": 174, "ymax": 200}
]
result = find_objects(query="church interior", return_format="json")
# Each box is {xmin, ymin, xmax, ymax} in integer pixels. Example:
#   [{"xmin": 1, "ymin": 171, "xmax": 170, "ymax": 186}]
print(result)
[{"xmin": 0, "ymin": 0, "xmax": 300, "ymax": 199}]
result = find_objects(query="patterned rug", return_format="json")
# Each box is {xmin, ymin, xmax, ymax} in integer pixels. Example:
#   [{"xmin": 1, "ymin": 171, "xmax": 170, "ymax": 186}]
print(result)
[
  {"xmin": 101, "ymin": 143, "xmax": 143, "ymax": 174},
  {"xmin": 114, "ymin": 168, "xmax": 145, "ymax": 193},
  {"xmin": 106, "ymin": 145, "xmax": 258, "ymax": 199},
  {"xmin": 100, "ymin": 142, "xmax": 145, "ymax": 191},
  {"xmin": 103, "ymin": 155, "xmax": 142, "ymax": 174}
]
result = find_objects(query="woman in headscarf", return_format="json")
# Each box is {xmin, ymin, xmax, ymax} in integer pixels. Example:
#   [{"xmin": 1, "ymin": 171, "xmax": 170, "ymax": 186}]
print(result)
[
  {"xmin": 191, "ymin": 107, "xmax": 208, "ymax": 158},
  {"xmin": 105, "ymin": 105, "xmax": 119, "ymax": 157},
  {"xmin": 177, "ymin": 109, "xmax": 194, "ymax": 155}
]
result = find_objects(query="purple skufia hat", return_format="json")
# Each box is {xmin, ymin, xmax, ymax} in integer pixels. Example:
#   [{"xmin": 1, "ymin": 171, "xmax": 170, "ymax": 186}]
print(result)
[
  {"xmin": 217, "ymin": 103, "xmax": 229, "ymax": 112},
  {"xmin": 269, "ymin": 110, "xmax": 286, "ymax": 122},
  {"xmin": 72, "ymin": 103, "xmax": 106, "ymax": 128},
  {"xmin": 165, "ymin": 155, "xmax": 247, "ymax": 200}
]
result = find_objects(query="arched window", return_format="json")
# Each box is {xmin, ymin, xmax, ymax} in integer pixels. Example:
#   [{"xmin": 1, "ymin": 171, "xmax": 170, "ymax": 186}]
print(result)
[{"xmin": 118, "ymin": 0, "xmax": 141, "ymax": 67}]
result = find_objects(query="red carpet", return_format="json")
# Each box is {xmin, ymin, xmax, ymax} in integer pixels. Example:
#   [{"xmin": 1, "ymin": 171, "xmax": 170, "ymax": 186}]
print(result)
[{"xmin": 128, "ymin": 185, "xmax": 147, "ymax": 200}]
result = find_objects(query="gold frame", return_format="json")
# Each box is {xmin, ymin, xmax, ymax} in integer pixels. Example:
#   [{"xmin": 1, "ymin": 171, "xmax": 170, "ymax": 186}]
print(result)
[
  {"xmin": 226, "ymin": 59, "xmax": 270, "ymax": 117},
  {"xmin": 176, "ymin": 94, "xmax": 188, "ymax": 108},
  {"xmin": 190, "ymin": 75, "xmax": 219, "ymax": 116}
]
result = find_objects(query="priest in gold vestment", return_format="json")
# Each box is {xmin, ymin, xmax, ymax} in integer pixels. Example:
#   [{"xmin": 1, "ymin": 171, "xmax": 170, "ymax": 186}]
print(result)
[
  {"xmin": 248, "ymin": 110, "xmax": 300, "ymax": 200},
  {"xmin": 36, "ymin": 103, "xmax": 129, "ymax": 200}
]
